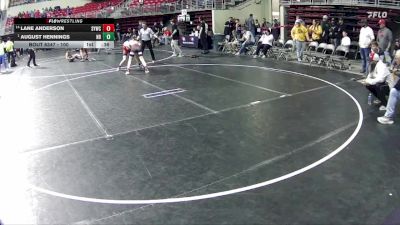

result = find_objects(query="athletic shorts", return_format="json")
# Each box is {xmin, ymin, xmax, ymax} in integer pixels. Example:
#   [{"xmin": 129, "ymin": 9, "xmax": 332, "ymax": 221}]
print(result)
[
  {"xmin": 122, "ymin": 46, "xmax": 130, "ymax": 56},
  {"xmin": 129, "ymin": 50, "xmax": 143, "ymax": 56}
]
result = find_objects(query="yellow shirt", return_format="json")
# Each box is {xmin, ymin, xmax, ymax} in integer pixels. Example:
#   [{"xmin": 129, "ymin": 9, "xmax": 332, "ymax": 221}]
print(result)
[
  {"xmin": 308, "ymin": 25, "xmax": 322, "ymax": 41},
  {"xmin": 5, "ymin": 41, "xmax": 13, "ymax": 52},
  {"xmin": 291, "ymin": 25, "xmax": 308, "ymax": 42}
]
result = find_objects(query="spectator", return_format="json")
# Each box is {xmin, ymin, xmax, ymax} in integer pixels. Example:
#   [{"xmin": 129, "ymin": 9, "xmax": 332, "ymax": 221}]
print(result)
[
  {"xmin": 359, "ymin": 20, "xmax": 374, "ymax": 74},
  {"xmin": 308, "ymin": 19, "xmax": 322, "ymax": 42},
  {"xmin": 170, "ymin": 19, "xmax": 182, "ymax": 57},
  {"xmin": 336, "ymin": 18, "xmax": 346, "ymax": 47},
  {"xmin": 341, "ymin": 30, "xmax": 351, "ymax": 50},
  {"xmin": 235, "ymin": 26, "xmax": 255, "ymax": 55},
  {"xmin": 271, "ymin": 19, "xmax": 280, "ymax": 41},
  {"xmin": 0, "ymin": 39, "xmax": 9, "ymax": 73},
  {"xmin": 291, "ymin": 19, "xmax": 310, "ymax": 62},
  {"xmin": 261, "ymin": 18, "xmax": 267, "ymax": 28},
  {"xmin": 255, "ymin": 19, "xmax": 261, "ymax": 36},
  {"xmin": 253, "ymin": 29, "xmax": 274, "ymax": 58},
  {"xmin": 224, "ymin": 17, "xmax": 234, "ymax": 41},
  {"xmin": 198, "ymin": 17, "xmax": 209, "ymax": 54},
  {"xmin": 5, "ymin": 38, "xmax": 16, "ymax": 67},
  {"xmin": 162, "ymin": 27, "xmax": 171, "ymax": 45},
  {"xmin": 329, "ymin": 18, "xmax": 339, "ymax": 46},
  {"xmin": 377, "ymin": 50, "xmax": 400, "ymax": 124},
  {"xmin": 321, "ymin": 15, "xmax": 330, "ymax": 43},
  {"xmin": 116, "ymin": 23, "xmax": 121, "ymax": 41},
  {"xmin": 363, "ymin": 51, "xmax": 391, "ymax": 111},
  {"xmin": 245, "ymin": 14, "xmax": 255, "ymax": 37},
  {"xmin": 377, "ymin": 19, "xmax": 393, "ymax": 64},
  {"xmin": 235, "ymin": 19, "xmax": 242, "ymax": 39}
]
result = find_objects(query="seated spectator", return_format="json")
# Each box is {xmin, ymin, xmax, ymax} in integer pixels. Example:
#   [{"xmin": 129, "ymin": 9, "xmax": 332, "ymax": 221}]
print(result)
[
  {"xmin": 378, "ymin": 50, "xmax": 400, "ymax": 124},
  {"xmin": 340, "ymin": 30, "xmax": 351, "ymax": 50},
  {"xmin": 363, "ymin": 52, "xmax": 392, "ymax": 111},
  {"xmin": 392, "ymin": 39, "xmax": 400, "ymax": 66},
  {"xmin": 370, "ymin": 41, "xmax": 385, "ymax": 62},
  {"xmin": 253, "ymin": 29, "xmax": 274, "ymax": 58},
  {"xmin": 235, "ymin": 27, "xmax": 255, "ymax": 55}
]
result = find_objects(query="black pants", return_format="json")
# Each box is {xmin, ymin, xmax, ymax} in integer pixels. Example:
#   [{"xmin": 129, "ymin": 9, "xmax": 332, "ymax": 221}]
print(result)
[
  {"xmin": 7, "ymin": 52, "xmax": 15, "ymax": 66},
  {"xmin": 255, "ymin": 44, "xmax": 272, "ymax": 56},
  {"xmin": 366, "ymin": 82, "xmax": 390, "ymax": 106},
  {"xmin": 141, "ymin": 40, "xmax": 155, "ymax": 60},
  {"xmin": 200, "ymin": 34, "xmax": 208, "ymax": 52},
  {"xmin": 27, "ymin": 49, "xmax": 37, "ymax": 66}
]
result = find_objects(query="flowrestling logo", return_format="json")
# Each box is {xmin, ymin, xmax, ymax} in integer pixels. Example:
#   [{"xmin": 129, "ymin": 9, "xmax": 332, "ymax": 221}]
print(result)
[{"xmin": 367, "ymin": 11, "xmax": 388, "ymax": 18}]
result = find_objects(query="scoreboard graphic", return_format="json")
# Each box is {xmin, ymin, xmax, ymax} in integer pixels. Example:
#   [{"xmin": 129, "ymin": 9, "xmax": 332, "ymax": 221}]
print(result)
[{"xmin": 14, "ymin": 18, "xmax": 115, "ymax": 49}]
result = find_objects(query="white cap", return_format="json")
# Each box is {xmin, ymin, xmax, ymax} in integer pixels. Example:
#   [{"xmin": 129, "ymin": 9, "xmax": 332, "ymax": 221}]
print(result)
[
  {"xmin": 323, "ymin": 15, "xmax": 328, "ymax": 19},
  {"xmin": 295, "ymin": 19, "xmax": 301, "ymax": 24}
]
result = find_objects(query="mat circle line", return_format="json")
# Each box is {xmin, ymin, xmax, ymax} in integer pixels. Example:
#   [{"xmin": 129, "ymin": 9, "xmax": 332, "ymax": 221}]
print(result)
[{"xmin": 27, "ymin": 64, "xmax": 364, "ymax": 204}]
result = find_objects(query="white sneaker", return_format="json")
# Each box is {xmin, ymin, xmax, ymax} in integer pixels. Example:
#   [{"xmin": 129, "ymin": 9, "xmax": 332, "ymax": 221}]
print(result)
[
  {"xmin": 253, "ymin": 55, "xmax": 258, "ymax": 59},
  {"xmin": 172, "ymin": 54, "xmax": 177, "ymax": 57},
  {"xmin": 178, "ymin": 54, "xmax": 183, "ymax": 57},
  {"xmin": 117, "ymin": 67, "xmax": 121, "ymax": 71},
  {"xmin": 144, "ymin": 68, "xmax": 150, "ymax": 74},
  {"xmin": 125, "ymin": 71, "xmax": 129, "ymax": 75},
  {"xmin": 261, "ymin": 55, "xmax": 266, "ymax": 58},
  {"xmin": 379, "ymin": 105, "xmax": 386, "ymax": 111},
  {"xmin": 297, "ymin": 58, "xmax": 302, "ymax": 62},
  {"xmin": 377, "ymin": 116, "xmax": 394, "ymax": 124},
  {"xmin": 235, "ymin": 52, "xmax": 240, "ymax": 56}
]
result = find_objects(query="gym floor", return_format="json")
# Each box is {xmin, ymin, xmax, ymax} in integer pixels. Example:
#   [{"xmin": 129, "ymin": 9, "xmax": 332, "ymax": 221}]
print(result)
[{"xmin": 0, "ymin": 46, "xmax": 399, "ymax": 225}]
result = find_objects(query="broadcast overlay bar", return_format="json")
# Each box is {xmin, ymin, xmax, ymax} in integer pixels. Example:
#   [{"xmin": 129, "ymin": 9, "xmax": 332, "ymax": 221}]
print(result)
[
  {"xmin": 14, "ymin": 41, "xmax": 114, "ymax": 49},
  {"xmin": 14, "ymin": 18, "xmax": 115, "ymax": 49}
]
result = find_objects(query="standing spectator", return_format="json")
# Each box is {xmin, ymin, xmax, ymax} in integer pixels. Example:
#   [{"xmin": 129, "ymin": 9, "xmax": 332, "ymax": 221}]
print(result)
[
  {"xmin": 245, "ymin": 14, "xmax": 255, "ymax": 37},
  {"xmin": 291, "ymin": 19, "xmax": 310, "ymax": 62},
  {"xmin": 5, "ymin": 38, "xmax": 16, "ymax": 67},
  {"xmin": 224, "ymin": 17, "xmax": 234, "ymax": 41},
  {"xmin": 116, "ymin": 23, "xmax": 121, "ymax": 41},
  {"xmin": 236, "ymin": 26, "xmax": 255, "ymax": 55},
  {"xmin": 235, "ymin": 19, "xmax": 242, "ymax": 39},
  {"xmin": 377, "ymin": 51, "xmax": 400, "ymax": 124},
  {"xmin": 308, "ymin": 19, "xmax": 322, "ymax": 42},
  {"xmin": 359, "ymin": 20, "xmax": 375, "ymax": 74},
  {"xmin": 255, "ymin": 19, "xmax": 261, "ymax": 36},
  {"xmin": 261, "ymin": 18, "xmax": 267, "ymax": 28},
  {"xmin": 377, "ymin": 19, "xmax": 393, "ymax": 63},
  {"xmin": 198, "ymin": 17, "xmax": 209, "ymax": 54},
  {"xmin": 0, "ymin": 39, "xmax": 9, "ymax": 73},
  {"xmin": 26, "ymin": 48, "xmax": 38, "ymax": 67},
  {"xmin": 341, "ymin": 30, "xmax": 351, "ymax": 50},
  {"xmin": 271, "ymin": 19, "xmax": 280, "ymax": 41},
  {"xmin": 170, "ymin": 19, "xmax": 182, "ymax": 57},
  {"xmin": 139, "ymin": 23, "xmax": 156, "ymax": 62},
  {"xmin": 321, "ymin": 15, "xmax": 330, "ymax": 43},
  {"xmin": 329, "ymin": 18, "xmax": 338, "ymax": 46},
  {"xmin": 336, "ymin": 18, "xmax": 346, "ymax": 47}
]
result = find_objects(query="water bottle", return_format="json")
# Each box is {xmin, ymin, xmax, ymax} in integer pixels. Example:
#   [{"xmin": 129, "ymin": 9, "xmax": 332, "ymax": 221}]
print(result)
[{"xmin": 368, "ymin": 93, "xmax": 372, "ymax": 105}]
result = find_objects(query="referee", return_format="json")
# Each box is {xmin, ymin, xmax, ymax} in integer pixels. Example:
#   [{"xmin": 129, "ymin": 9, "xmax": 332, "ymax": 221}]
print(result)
[{"xmin": 139, "ymin": 23, "xmax": 155, "ymax": 63}]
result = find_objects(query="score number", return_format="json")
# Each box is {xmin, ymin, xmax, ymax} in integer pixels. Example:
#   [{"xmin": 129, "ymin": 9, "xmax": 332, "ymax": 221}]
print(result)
[{"xmin": 102, "ymin": 24, "xmax": 115, "ymax": 32}]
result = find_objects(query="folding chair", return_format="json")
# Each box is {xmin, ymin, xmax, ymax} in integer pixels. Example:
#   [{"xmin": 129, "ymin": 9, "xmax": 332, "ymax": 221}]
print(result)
[
  {"xmin": 277, "ymin": 40, "xmax": 294, "ymax": 61},
  {"xmin": 330, "ymin": 45, "xmax": 350, "ymax": 70}
]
